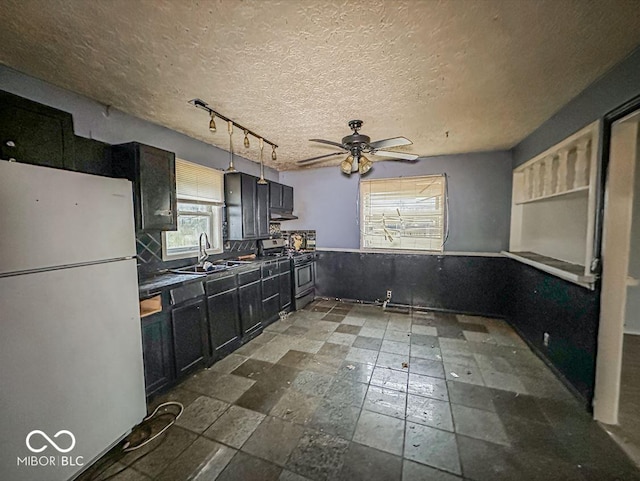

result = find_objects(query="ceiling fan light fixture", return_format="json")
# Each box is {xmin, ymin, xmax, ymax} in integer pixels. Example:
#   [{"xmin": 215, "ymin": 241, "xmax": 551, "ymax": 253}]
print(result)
[
  {"xmin": 358, "ymin": 155, "xmax": 372, "ymax": 175},
  {"xmin": 341, "ymin": 155, "xmax": 354, "ymax": 175},
  {"xmin": 271, "ymin": 145, "xmax": 277, "ymax": 161},
  {"xmin": 243, "ymin": 130, "xmax": 250, "ymax": 148},
  {"xmin": 208, "ymin": 113, "xmax": 217, "ymax": 132}
]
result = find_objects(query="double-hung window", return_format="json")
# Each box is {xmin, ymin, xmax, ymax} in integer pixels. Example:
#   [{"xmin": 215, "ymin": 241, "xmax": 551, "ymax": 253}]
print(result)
[
  {"xmin": 360, "ymin": 175, "xmax": 447, "ymax": 252},
  {"xmin": 162, "ymin": 159, "xmax": 224, "ymax": 260}
]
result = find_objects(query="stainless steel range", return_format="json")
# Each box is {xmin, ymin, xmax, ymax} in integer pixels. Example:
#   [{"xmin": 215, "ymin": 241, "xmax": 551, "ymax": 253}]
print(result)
[
  {"xmin": 258, "ymin": 238, "xmax": 317, "ymax": 310},
  {"xmin": 291, "ymin": 251, "xmax": 316, "ymax": 310}
]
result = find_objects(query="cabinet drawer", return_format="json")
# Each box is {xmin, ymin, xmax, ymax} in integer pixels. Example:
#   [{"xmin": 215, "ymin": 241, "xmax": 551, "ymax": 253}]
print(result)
[
  {"xmin": 261, "ymin": 262, "xmax": 278, "ymax": 278},
  {"xmin": 278, "ymin": 258, "xmax": 291, "ymax": 273},
  {"xmin": 206, "ymin": 274, "xmax": 237, "ymax": 295},
  {"xmin": 238, "ymin": 268, "xmax": 261, "ymax": 285},
  {"xmin": 170, "ymin": 282, "xmax": 205, "ymax": 305},
  {"xmin": 262, "ymin": 275, "xmax": 279, "ymax": 299}
]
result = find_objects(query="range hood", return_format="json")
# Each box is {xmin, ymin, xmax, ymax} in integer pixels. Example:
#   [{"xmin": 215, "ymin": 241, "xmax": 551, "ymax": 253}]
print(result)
[{"xmin": 270, "ymin": 210, "xmax": 298, "ymax": 221}]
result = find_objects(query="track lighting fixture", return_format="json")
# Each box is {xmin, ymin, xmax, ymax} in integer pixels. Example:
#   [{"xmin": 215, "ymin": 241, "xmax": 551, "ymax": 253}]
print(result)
[
  {"xmin": 208, "ymin": 112, "xmax": 217, "ymax": 132},
  {"xmin": 189, "ymin": 98, "xmax": 279, "ymax": 170},
  {"xmin": 257, "ymin": 138, "xmax": 268, "ymax": 185},
  {"xmin": 226, "ymin": 121, "xmax": 237, "ymax": 173}
]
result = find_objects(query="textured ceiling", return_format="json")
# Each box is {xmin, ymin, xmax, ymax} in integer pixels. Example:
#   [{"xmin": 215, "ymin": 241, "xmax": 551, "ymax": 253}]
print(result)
[{"xmin": 1, "ymin": 1, "xmax": 640, "ymax": 171}]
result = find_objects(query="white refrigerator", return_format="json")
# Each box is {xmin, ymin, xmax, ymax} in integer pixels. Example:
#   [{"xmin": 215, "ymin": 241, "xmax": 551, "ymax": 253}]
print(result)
[{"xmin": 0, "ymin": 161, "xmax": 147, "ymax": 481}]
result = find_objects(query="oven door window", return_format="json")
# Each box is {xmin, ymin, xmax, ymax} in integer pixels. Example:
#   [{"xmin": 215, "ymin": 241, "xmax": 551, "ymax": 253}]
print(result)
[{"xmin": 296, "ymin": 264, "xmax": 314, "ymax": 291}]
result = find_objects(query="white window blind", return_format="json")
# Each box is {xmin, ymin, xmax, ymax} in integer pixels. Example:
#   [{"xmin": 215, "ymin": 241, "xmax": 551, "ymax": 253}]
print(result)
[
  {"xmin": 162, "ymin": 159, "xmax": 224, "ymax": 260},
  {"xmin": 360, "ymin": 175, "xmax": 446, "ymax": 252},
  {"xmin": 175, "ymin": 159, "xmax": 224, "ymax": 203}
]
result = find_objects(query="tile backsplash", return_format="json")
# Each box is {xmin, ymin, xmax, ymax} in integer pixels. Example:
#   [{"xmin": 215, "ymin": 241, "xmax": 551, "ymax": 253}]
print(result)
[{"xmin": 136, "ymin": 231, "xmax": 257, "ymax": 277}]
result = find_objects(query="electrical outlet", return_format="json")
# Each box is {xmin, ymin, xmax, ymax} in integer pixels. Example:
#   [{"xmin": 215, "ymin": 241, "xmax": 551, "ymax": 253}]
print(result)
[
  {"xmin": 543, "ymin": 332, "xmax": 550, "ymax": 347},
  {"xmin": 386, "ymin": 290, "xmax": 392, "ymax": 299}
]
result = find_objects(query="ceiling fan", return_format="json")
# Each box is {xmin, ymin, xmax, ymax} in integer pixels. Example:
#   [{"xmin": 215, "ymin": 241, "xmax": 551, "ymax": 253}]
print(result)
[{"xmin": 296, "ymin": 120, "xmax": 419, "ymax": 175}]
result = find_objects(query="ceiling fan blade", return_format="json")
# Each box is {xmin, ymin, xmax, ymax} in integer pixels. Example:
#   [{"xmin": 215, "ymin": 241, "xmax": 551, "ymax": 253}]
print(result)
[
  {"xmin": 369, "ymin": 137, "xmax": 412, "ymax": 149},
  {"xmin": 297, "ymin": 152, "xmax": 344, "ymax": 164},
  {"xmin": 309, "ymin": 138, "xmax": 345, "ymax": 149},
  {"xmin": 372, "ymin": 150, "xmax": 419, "ymax": 161}
]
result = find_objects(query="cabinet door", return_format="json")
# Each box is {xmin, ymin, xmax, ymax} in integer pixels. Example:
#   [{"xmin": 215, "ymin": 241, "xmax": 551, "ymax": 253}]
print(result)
[
  {"xmin": 141, "ymin": 310, "xmax": 174, "ymax": 397},
  {"xmin": 279, "ymin": 271, "xmax": 292, "ymax": 310},
  {"xmin": 238, "ymin": 280, "xmax": 262, "ymax": 336},
  {"xmin": 208, "ymin": 288, "xmax": 241, "ymax": 358},
  {"xmin": 0, "ymin": 93, "xmax": 74, "ymax": 169},
  {"xmin": 256, "ymin": 182, "xmax": 269, "ymax": 238},
  {"xmin": 171, "ymin": 298, "xmax": 208, "ymax": 376},
  {"xmin": 282, "ymin": 185, "xmax": 294, "ymax": 212},
  {"xmin": 269, "ymin": 182, "xmax": 283, "ymax": 209},
  {"xmin": 262, "ymin": 294, "xmax": 280, "ymax": 325},
  {"xmin": 139, "ymin": 144, "xmax": 177, "ymax": 231},
  {"xmin": 241, "ymin": 174, "xmax": 257, "ymax": 239}
]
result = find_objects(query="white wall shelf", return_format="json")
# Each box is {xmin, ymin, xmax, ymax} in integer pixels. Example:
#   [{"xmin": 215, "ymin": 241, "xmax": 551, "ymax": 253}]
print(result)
[
  {"xmin": 508, "ymin": 121, "xmax": 599, "ymax": 290},
  {"xmin": 514, "ymin": 185, "xmax": 589, "ymax": 205},
  {"xmin": 501, "ymin": 251, "xmax": 596, "ymax": 288}
]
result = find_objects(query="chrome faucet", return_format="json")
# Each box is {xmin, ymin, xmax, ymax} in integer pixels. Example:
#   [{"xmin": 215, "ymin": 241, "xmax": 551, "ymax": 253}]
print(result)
[{"xmin": 198, "ymin": 232, "xmax": 211, "ymax": 265}]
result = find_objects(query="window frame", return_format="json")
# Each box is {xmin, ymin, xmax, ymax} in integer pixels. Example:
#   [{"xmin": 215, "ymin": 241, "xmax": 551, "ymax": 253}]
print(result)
[
  {"xmin": 359, "ymin": 174, "xmax": 447, "ymax": 253},
  {"xmin": 162, "ymin": 160, "xmax": 224, "ymax": 261}
]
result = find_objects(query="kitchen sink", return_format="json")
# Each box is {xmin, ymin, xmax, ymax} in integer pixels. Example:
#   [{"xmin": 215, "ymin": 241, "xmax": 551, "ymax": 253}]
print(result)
[{"xmin": 170, "ymin": 260, "xmax": 252, "ymax": 276}]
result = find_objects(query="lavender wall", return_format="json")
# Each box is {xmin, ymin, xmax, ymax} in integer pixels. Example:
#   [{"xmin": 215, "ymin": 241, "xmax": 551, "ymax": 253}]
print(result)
[
  {"xmin": 513, "ymin": 46, "xmax": 640, "ymax": 167},
  {"xmin": 0, "ymin": 65, "xmax": 278, "ymax": 180},
  {"xmin": 279, "ymin": 151, "xmax": 513, "ymax": 252}
]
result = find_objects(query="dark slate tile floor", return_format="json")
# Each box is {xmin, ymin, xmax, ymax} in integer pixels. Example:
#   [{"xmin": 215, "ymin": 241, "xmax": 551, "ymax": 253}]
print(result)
[{"xmin": 79, "ymin": 300, "xmax": 640, "ymax": 481}]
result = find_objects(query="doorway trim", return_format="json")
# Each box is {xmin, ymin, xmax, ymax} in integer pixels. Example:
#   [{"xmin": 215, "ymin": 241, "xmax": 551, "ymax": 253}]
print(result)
[{"xmin": 594, "ymin": 95, "xmax": 640, "ymax": 424}]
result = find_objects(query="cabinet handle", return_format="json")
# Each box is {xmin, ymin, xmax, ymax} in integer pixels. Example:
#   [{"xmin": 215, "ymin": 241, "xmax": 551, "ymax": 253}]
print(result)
[
  {"xmin": 155, "ymin": 209, "xmax": 172, "ymax": 216},
  {"xmin": 5, "ymin": 140, "xmax": 15, "ymax": 148}
]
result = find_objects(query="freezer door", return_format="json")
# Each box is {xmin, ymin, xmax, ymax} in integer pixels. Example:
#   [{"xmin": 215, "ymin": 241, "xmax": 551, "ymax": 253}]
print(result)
[
  {"xmin": 0, "ymin": 161, "xmax": 136, "ymax": 276},
  {"xmin": 0, "ymin": 259, "xmax": 146, "ymax": 481}
]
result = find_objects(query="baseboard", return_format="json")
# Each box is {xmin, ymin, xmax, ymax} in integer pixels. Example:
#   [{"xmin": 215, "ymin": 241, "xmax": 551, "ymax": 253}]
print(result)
[
  {"xmin": 316, "ymin": 296, "xmax": 507, "ymax": 320},
  {"xmin": 623, "ymin": 328, "xmax": 640, "ymax": 336}
]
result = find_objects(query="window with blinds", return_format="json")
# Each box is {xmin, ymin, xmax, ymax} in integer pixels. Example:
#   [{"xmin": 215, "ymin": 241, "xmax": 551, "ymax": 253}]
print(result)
[
  {"xmin": 360, "ymin": 175, "xmax": 446, "ymax": 252},
  {"xmin": 162, "ymin": 159, "xmax": 225, "ymax": 260}
]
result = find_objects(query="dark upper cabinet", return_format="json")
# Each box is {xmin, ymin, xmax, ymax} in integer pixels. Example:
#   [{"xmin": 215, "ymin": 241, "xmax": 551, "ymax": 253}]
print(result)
[
  {"xmin": 141, "ymin": 308, "xmax": 174, "ymax": 397},
  {"xmin": 269, "ymin": 182, "xmax": 283, "ymax": 209},
  {"xmin": 282, "ymin": 185, "xmax": 294, "ymax": 212},
  {"xmin": 238, "ymin": 279, "xmax": 262, "ymax": 336},
  {"xmin": 112, "ymin": 142, "xmax": 177, "ymax": 232},
  {"xmin": 171, "ymin": 297, "xmax": 209, "ymax": 376},
  {"xmin": 268, "ymin": 182, "xmax": 295, "ymax": 220},
  {"xmin": 0, "ymin": 90, "xmax": 75, "ymax": 169},
  {"xmin": 73, "ymin": 136, "xmax": 112, "ymax": 177},
  {"xmin": 225, "ymin": 172, "xmax": 269, "ymax": 240}
]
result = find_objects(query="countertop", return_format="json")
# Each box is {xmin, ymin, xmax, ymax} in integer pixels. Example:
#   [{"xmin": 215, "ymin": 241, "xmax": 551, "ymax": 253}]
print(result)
[{"xmin": 138, "ymin": 258, "xmax": 286, "ymax": 299}]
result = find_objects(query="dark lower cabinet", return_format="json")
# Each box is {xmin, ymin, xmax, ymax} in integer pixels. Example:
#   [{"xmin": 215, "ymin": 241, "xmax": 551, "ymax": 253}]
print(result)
[
  {"xmin": 239, "ymin": 280, "xmax": 262, "ymax": 336},
  {"xmin": 140, "ymin": 310, "xmax": 174, "ymax": 397},
  {"xmin": 171, "ymin": 298, "xmax": 209, "ymax": 376},
  {"xmin": 262, "ymin": 294, "xmax": 280, "ymax": 325},
  {"xmin": 208, "ymin": 287, "xmax": 241, "ymax": 358},
  {"xmin": 279, "ymin": 271, "xmax": 292, "ymax": 310}
]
